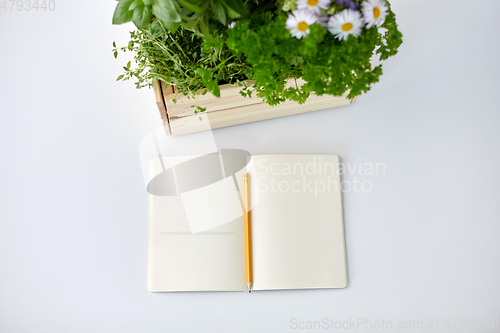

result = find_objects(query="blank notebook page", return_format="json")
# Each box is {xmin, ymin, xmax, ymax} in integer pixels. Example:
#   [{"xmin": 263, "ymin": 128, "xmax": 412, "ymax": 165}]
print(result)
[{"xmin": 250, "ymin": 155, "xmax": 347, "ymax": 290}]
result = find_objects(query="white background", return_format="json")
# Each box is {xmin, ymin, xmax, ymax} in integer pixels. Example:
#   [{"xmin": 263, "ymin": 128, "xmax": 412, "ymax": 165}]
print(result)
[{"xmin": 1, "ymin": 0, "xmax": 500, "ymax": 332}]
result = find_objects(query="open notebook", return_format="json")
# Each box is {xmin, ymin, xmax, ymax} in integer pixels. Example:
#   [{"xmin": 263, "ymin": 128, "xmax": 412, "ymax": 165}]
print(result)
[{"xmin": 148, "ymin": 154, "xmax": 347, "ymax": 292}]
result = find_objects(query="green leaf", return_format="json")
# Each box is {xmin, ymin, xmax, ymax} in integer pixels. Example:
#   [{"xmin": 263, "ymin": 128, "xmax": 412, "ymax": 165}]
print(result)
[
  {"xmin": 117, "ymin": 74, "xmax": 125, "ymax": 81},
  {"xmin": 182, "ymin": 19, "xmax": 199, "ymax": 29},
  {"xmin": 143, "ymin": 0, "xmax": 153, "ymax": 4},
  {"xmin": 199, "ymin": 15, "xmax": 214, "ymax": 41},
  {"xmin": 177, "ymin": 0, "xmax": 206, "ymax": 14},
  {"xmin": 289, "ymin": 56, "xmax": 303, "ymax": 65},
  {"xmin": 226, "ymin": 7, "xmax": 240, "ymax": 19},
  {"xmin": 163, "ymin": 20, "xmax": 180, "ymax": 33},
  {"xmin": 152, "ymin": 0, "xmax": 181, "ymax": 23},
  {"xmin": 114, "ymin": 50, "xmax": 118, "ymax": 58},
  {"xmin": 132, "ymin": 4, "xmax": 152, "ymax": 29},
  {"xmin": 129, "ymin": 1, "xmax": 138, "ymax": 10},
  {"xmin": 221, "ymin": 0, "xmax": 246, "ymax": 18},
  {"xmin": 112, "ymin": 0, "xmax": 136, "ymax": 24},
  {"xmin": 198, "ymin": 68, "xmax": 220, "ymax": 97},
  {"xmin": 148, "ymin": 18, "xmax": 164, "ymax": 37},
  {"xmin": 212, "ymin": 1, "xmax": 226, "ymax": 25}
]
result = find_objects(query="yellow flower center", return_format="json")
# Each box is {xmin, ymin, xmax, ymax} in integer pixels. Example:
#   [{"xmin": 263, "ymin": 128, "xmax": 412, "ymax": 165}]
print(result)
[
  {"xmin": 297, "ymin": 21, "xmax": 309, "ymax": 32},
  {"xmin": 307, "ymin": 0, "xmax": 318, "ymax": 6},
  {"xmin": 373, "ymin": 7, "xmax": 381, "ymax": 19},
  {"xmin": 341, "ymin": 22, "xmax": 353, "ymax": 32}
]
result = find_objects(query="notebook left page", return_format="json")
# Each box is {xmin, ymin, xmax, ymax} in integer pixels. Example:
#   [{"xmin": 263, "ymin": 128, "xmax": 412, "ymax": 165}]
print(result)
[{"xmin": 147, "ymin": 156, "xmax": 247, "ymax": 292}]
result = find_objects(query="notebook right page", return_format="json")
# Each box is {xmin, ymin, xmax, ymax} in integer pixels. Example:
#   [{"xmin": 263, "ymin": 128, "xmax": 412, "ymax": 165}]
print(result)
[{"xmin": 250, "ymin": 155, "xmax": 348, "ymax": 291}]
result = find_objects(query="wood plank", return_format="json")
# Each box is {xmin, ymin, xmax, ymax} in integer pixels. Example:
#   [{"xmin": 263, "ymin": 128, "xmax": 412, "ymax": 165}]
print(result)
[
  {"xmin": 152, "ymin": 80, "xmax": 168, "ymax": 121},
  {"xmin": 154, "ymin": 77, "xmax": 357, "ymax": 136},
  {"xmin": 166, "ymin": 83, "xmax": 262, "ymax": 117},
  {"xmin": 169, "ymin": 94, "xmax": 354, "ymax": 136},
  {"xmin": 163, "ymin": 78, "xmax": 323, "ymax": 118},
  {"xmin": 152, "ymin": 80, "xmax": 172, "ymax": 135}
]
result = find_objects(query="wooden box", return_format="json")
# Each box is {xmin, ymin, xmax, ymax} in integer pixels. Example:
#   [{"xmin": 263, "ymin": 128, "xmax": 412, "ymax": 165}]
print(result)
[{"xmin": 153, "ymin": 79, "xmax": 357, "ymax": 136}]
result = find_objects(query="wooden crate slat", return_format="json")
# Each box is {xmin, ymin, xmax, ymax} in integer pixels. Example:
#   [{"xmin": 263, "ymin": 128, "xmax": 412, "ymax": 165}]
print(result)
[
  {"xmin": 167, "ymin": 86, "xmax": 262, "ymax": 117},
  {"xmin": 153, "ymin": 80, "xmax": 168, "ymax": 121},
  {"xmin": 164, "ymin": 78, "xmax": 311, "ymax": 118},
  {"xmin": 169, "ymin": 94, "xmax": 354, "ymax": 136},
  {"xmin": 152, "ymin": 79, "xmax": 357, "ymax": 136}
]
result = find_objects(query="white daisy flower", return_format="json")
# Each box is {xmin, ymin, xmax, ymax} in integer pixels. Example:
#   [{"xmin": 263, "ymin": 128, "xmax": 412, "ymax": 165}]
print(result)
[
  {"xmin": 286, "ymin": 10, "xmax": 318, "ymax": 39},
  {"xmin": 297, "ymin": 0, "xmax": 331, "ymax": 15},
  {"xmin": 328, "ymin": 9, "xmax": 364, "ymax": 41},
  {"xmin": 362, "ymin": 0, "xmax": 388, "ymax": 28}
]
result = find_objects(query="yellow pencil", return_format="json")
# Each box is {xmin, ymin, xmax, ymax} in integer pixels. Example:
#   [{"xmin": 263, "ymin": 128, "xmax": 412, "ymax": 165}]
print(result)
[{"xmin": 244, "ymin": 173, "xmax": 253, "ymax": 292}]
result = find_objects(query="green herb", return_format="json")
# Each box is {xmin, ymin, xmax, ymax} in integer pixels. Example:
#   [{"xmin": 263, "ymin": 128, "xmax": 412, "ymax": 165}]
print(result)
[
  {"xmin": 113, "ymin": 19, "xmax": 251, "ymax": 97},
  {"xmin": 112, "ymin": 0, "xmax": 259, "ymax": 39},
  {"xmin": 113, "ymin": 0, "xmax": 402, "ymax": 108}
]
